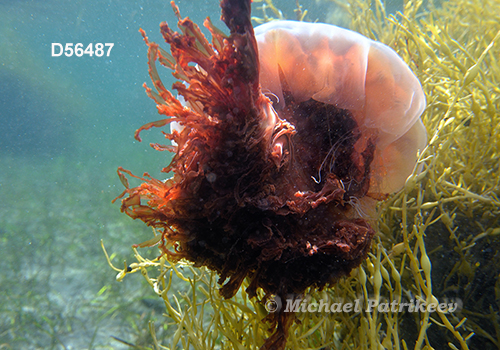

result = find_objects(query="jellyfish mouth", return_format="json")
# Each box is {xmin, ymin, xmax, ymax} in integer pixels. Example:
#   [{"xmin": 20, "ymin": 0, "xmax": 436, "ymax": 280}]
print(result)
[{"xmin": 115, "ymin": 0, "xmax": 378, "ymax": 348}]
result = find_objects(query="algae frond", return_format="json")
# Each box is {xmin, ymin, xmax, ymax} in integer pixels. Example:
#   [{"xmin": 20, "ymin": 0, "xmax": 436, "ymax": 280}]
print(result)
[{"xmin": 107, "ymin": 0, "xmax": 500, "ymax": 348}]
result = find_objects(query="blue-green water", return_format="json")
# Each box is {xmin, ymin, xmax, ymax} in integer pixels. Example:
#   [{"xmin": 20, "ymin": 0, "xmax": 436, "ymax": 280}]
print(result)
[
  {"xmin": 0, "ymin": 0, "xmax": 418, "ymax": 349},
  {"xmin": 0, "ymin": 1, "xmax": 225, "ymax": 348}
]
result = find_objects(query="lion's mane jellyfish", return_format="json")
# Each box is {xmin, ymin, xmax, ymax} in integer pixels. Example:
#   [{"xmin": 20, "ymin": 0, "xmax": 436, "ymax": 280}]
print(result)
[{"xmin": 115, "ymin": 0, "xmax": 426, "ymax": 348}]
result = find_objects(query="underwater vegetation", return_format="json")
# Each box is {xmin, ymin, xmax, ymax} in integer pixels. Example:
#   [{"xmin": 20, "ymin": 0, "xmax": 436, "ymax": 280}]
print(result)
[{"xmin": 107, "ymin": 0, "xmax": 500, "ymax": 349}]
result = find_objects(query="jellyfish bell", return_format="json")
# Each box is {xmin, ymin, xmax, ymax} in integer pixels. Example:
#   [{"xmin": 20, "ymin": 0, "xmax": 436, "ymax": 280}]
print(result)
[{"xmin": 254, "ymin": 20, "xmax": 427, "ymax": 195}]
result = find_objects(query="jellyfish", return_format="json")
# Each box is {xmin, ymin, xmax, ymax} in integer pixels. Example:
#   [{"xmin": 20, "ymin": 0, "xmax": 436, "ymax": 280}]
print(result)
[{"xmin": 114, "ymin": 0, "xmax": 426, "ymax": 348}]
